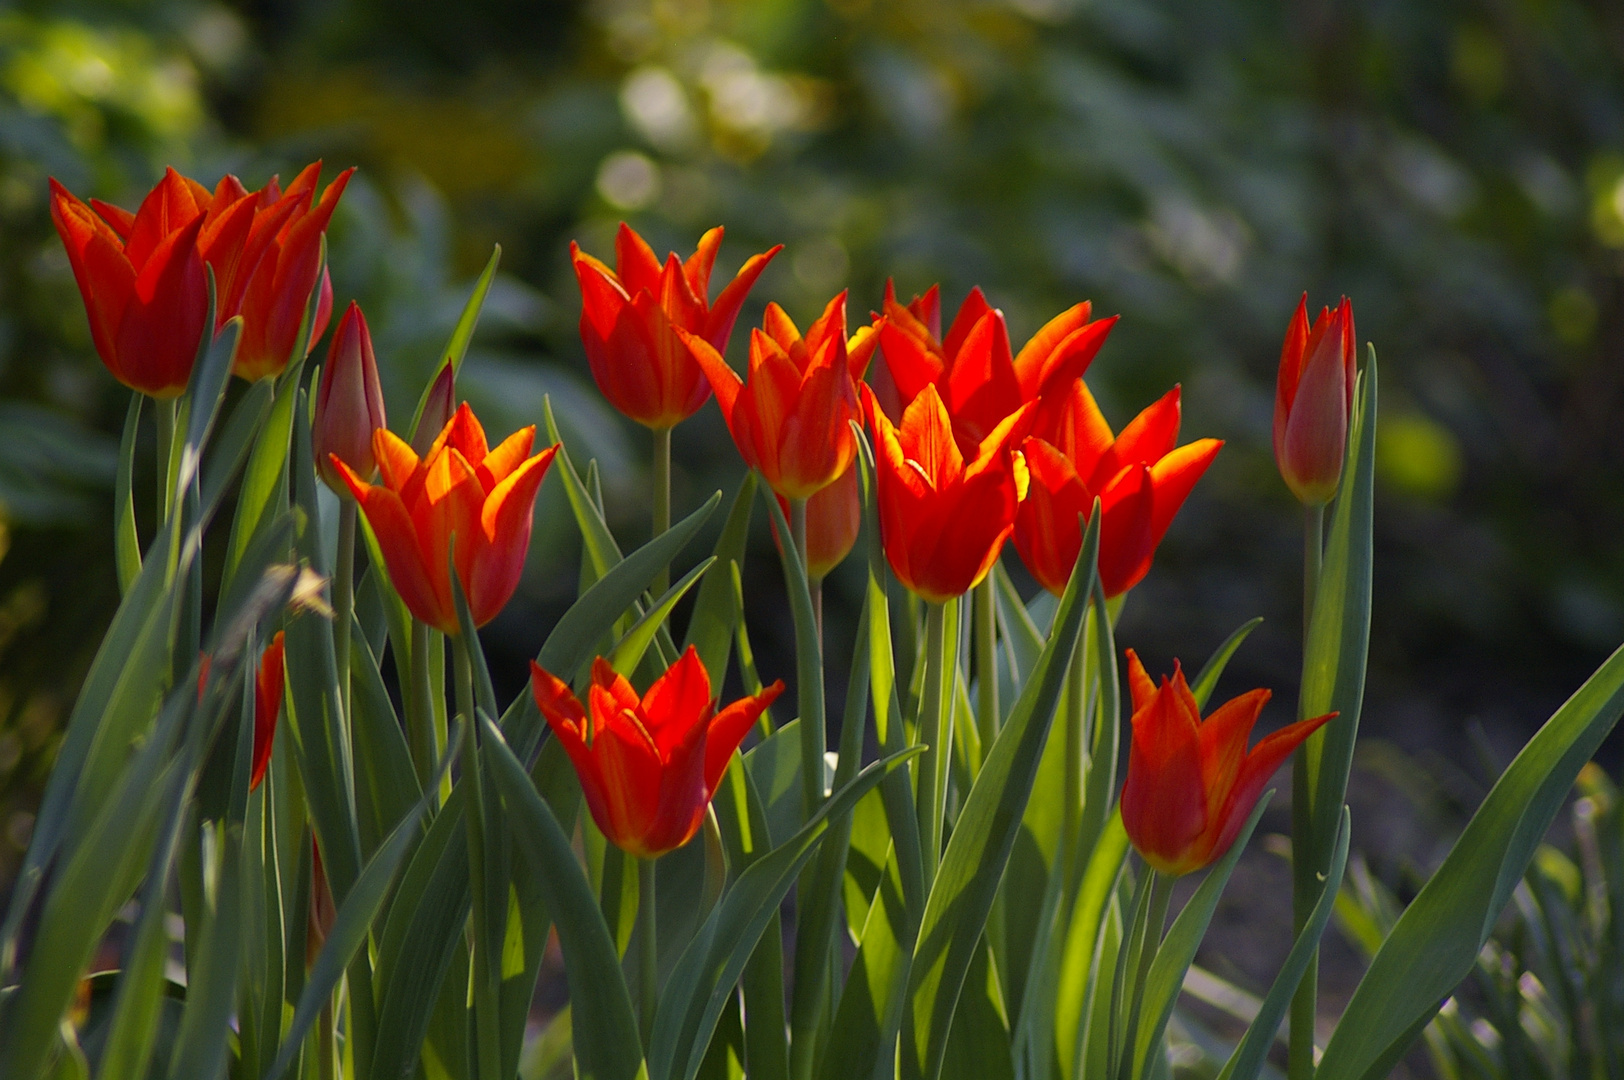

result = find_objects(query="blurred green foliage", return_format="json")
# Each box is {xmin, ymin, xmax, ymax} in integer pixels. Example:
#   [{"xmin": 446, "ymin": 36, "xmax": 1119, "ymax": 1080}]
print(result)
[{"xmin": 2, "ymin": 0, "xmax": 1624, "ymax": 905}]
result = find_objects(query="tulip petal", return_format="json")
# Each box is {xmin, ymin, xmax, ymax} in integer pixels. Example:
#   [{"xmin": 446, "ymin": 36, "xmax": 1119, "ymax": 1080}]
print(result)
[
  {"xmin": 1096, "ymin": 464, "xmax": 1154, "ymax": 598},
  {"xmin": 684, "ymin": 226, "xmax": 723, "ymax": 299},
  {"xmin": 704, "ymin": 679, "xmax": 785, "ymax": 796},
  {"xmin": 468, "ymin": 445, "xmax": 556, "ymax": 627},
  {"xmin": 943, "ymin": 308, "xmax": 1023, "ymax": 444},
  {"xmin": 1147, "ymin": 438, "xmax": 1222, "ymax": 547},
  {"xmin": 478, "ymin": 425, "xmax": 537, "ymax": 489},
  {"xmin": 682, "ymin": 326, "xmax": 744, "ymax": 428},
  {"xmin": 762, "ymin": 302, "xmax": 803, "ymax": 359},
  {"xmin": 1012, "ymin": 300, "xmax": 1093, "ymax": 395},
  {"xmin": 876, "ymin": 318, "xmax": 943, "ymax": 407},
  {"xmin": 416, "ymin": 447, "xmax": 486, "ymax": 627},
  {"xmin": 1092, "ymin": 385, "xmax": 1181, "ymax": 488},
  {"xmin": 703, "ymin": 244, "xmax": 783, "ymax": 353},
  {"xmin": 1195, "ymin": 687, "xmax": 1271, "ymax": 823},
  {"xmin": 898, "ymin": 383, "xmax": 963, "ymax": 489},
  {"xmin": 116, "ymin": 213, "xmax": 208, "ymax": 396},
  {"xmin": 941, "ymin": 286, "xmax": 992, "ymax": 363},
  {"xmin": 1013, "ymin": 438, "xmax": 1090, "ymax": 596},
  {"xmin": 615, "ymin": 222, "xmax": 663, "ymax": 298},
  {"xmin": 340, "ymin": 463, "xmax": 450, "ymax": 632},
  {"xmin": 1121, "ymin": 670, "xmax": 1207, "ymax": 873},
  {"xmin": 1205, "ymin": 710, "xmax": 1335, "ymax": 867},
  {"xmin": 1045, "ymin": 379, "xmax": 1115, "ymax": 478},
  {"xmin": 639, "ymin": 646, "xmax": 714, "ymax": 756},
  {"xmin": 1125, "ymin": 650, "xmax": 1157, "ymax": 714}
]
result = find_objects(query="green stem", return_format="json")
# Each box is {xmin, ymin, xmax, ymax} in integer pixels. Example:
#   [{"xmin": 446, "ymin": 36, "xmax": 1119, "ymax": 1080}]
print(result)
[
  {"xmin": 1118, "ymin": 870, "xmax": 1174, "ymax": 1080},
  {"xmin": 457, "ymin": 637, "xmax": 502, "ymax": 1080},
  {"xmin": 155, "ymin": 396, "xmax": 178, "ymax": 523},
  {"xmin": 916, "ymin": 601, "xmax": 950, "ymax": 881},
  {"xmin": 638, "ymin": 855, "xmax": 659, "ymax": 1050},
  {"xmin": 1290, "ymin": 502, "xmax": 1325, "ymax": 1080},
  {"xmin": 973, "ymin": 578, "xmax": 999, "ymax": 756},
  {"xmin": 652, "ymin": 425, "xmax": 672, "ymax": 597},
  {"xmin": 408, "ymin": 620, "xmax": 436, "ymax": 790},
  {"xmin": 334, "ymin": 501, "xmax": 357, "ymax": 736},
  {"xmin": 1062, "ymin": 631, "xmax": 1087, "ymax": 877},
  {"xmin": 317, "ymin": 1000, "xmax": 336, "ymax": 1080}
]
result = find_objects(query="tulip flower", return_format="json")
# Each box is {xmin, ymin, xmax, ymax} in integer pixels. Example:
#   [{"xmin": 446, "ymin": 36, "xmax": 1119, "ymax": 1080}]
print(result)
[
  {"xmin": 774, "ymin": 460, "xmax": 862, "ymax": 580},
  {"xmin": 1013, "ymin": 382, "xmax": 1221, "ymax": 597},
  {"xmin": 530, "ymin": 647, "xmax": 784, "ymax": 857},
  {"xmin": 865, "ymin": 382, "xmax": 1031, "ymax": 603},
  {"xmin": 334, "ymin": 403, "xmax": 559, "ymax": 635},
  {"xmin": 874, "ymin": 281, "xmax": 1117, "ymax": 447},
  {"xmin": 1119, "ymin": 650, "xmax": 1334, "ymax": 877},
  {"xmin": 228, "ymin": 162, "xmax": 353, "ymax": 382},
  {"xmin": 571, "ymin": 223, "xmax": 782, "ymax": 429},
  {"xmin": 684, "ymin": 291, "xmax": 878, "ymax": 500},
  {"xmin": 50, "ymin": 173, "xmax": 210, "ymax": 397},
  {"xmin": 251, "ymin": 631, "xmax": 286, "ymax": 791},
  {"xmin": 1274, "ymin": 295, "xmax": 1356, "ymax": 506},
  {"xmin": 314, "ymin": 302, "xmax": 387, "ymax": 496}
]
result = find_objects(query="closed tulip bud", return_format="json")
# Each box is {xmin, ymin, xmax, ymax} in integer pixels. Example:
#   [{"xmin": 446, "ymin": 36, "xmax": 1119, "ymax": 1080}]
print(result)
[
  {"xmin": 314, "ymin": 302, "xmax": 386, "ymax": 495},
  {"xmin": 251, "ymin": 631, "xmax": 285, "ymax": 791},
  {"xmin": 412, "ymin": 363, "xmax": 457, "ymax": 457},
  {"xmin": 1273, "ymin": 295, "xmax": 1356, "ymax": 506},
  {"xmin": 774, "ymin": 459, "xmax": 862, "ymax": 580}
]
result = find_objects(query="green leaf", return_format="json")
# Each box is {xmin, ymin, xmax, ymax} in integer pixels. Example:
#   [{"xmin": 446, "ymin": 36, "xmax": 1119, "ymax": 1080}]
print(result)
[
  {"xmin": 901, "ymin": 514, "xmax": 1100, "ymax": 1080},
  {"xmin": 761, "ymin": 486, "xmax": 826, "ymax": 823},
  {"xmin": 1132, "ymin": 794, "xmax": 1274, "ymax": 1079},
  {"xmin": 410, "ymin": 245, "xmax": 501, "ymax": 442},
  {"xmin": 1316, "ymin": 633, "xmax": 1624, "ymax": 1080},
  {"xmin": 744, "ymin": 721, "xmax": 810, "ymax": 847},
  {"xmin": 1218, "ymin": 808, "xmax": 1350, "ymax": 1080},
  {"xmin": 610, "ymin": 556, "xmax": 716, "ymax": 676},
  {"xmin": 166, "ymin": 825, "xmax": 243, "ymax": 1080},
  {"xmin": 349, "ymin": 622, "xmax": 421, "ymax": 858},
  {"xmin": 264, "ymin": 738, "xmax": 457, "ymax": 1080},
  {"xmin": 940, "ymin": 940, "xmax": 1014, "ymax": 1080},
  {"xmin": 1054, "ymin": 813, "xmax": 1131, "ymax": 1080},
  {"xmin": 1300, "ymin": 350, "xmax": 1377, "ymax": 866},
  {"xmin": 1189, "ymin": 617, "xmax": 1264, "ymax": 711},
  {"xmin": 649, "ymin": 746, "xmax": 922, "ymax": 1080},
  {"xmin": 223, "ymin": 358, "xmax": 302, "ymax": 589},
  {"xmin": 683, "ymin": 474, "xmax": 757, "ymax": 684},
  {"xmin": 174, "ymin": 309, "xmax": 240, "ymax": 504},
  {"xmin": 483, "ymin": 717, "xmax": 646, "ymax": 1080},
  {"xmin": 544, "ymin": 395, "xmax": 628, "ymax": 581},
  {"xmin": 199, "ymin": 379, "xmax": 274, "ymax": 523},
  {"xmin": 113, "ymin": 394, "xmax": 142, "ymax": 595}
]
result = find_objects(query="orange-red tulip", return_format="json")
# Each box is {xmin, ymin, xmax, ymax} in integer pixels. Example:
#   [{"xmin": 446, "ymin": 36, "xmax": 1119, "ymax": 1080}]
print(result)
[
  {"xmin": 251, "ymin": 631, "xmax": 286, "ymax": 791},
  {"xmin": 335, "ymin": 403, "xmax": 558, "ymax": 635},
  {"xmin": 774, "ymin": 459, "xmax": 862, "ymax": 580},
  {"xmin": 873, "ymin": 281, "xmax": 1117, "ymax": 447},
  {"xmin": 1120, "ymin": 650, "xmax": 1333, "ymax": 876},
  {"xmin": 1014, "ymin": 382, "xmax": 1221, "ymax": 597},
  {"xmin": 865, "ymin": 382, "xmax": 1030, "ymax": 603},
  {"xmin": 314, "ymin": 302, "xmax": 386, "ymax": 495},
  {"xmin": 572, "ymin": 223, "xmax": 782, "ymax": 429},
  {"xmin": 228, "ymin": 162, "xmax": 352, "ymax": 381},
  {"xmin": 531, "ymin": 647, "xmax": 783, "ymax": 857},
  {"xmin": 50, "ymin": 171, "xmax": 211, "ymax": 397},
  {"xmin": 1274, "ymin": 295, "xmax": 1355, "ymax": 506},
  {"xmin": 685, "ymin": 291, "xmax": 878, "ymax": 500}
]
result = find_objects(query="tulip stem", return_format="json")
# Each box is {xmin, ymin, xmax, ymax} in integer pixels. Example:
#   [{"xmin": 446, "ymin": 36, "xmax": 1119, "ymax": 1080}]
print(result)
[
  {"xmin": 653, "ymin": 426, "xmax": 672, "ymax": 597},
  {"xmin": 916, "ymin": 601, "xmax": 950, "ymax": 880},
  {"xmin": 334, "ymin": 500, "xmax": 357, "ymax": 731},
  {"xmin": 408, "ymin": 620, "xmax": 436, "ymax": 791},
  {"xmin": 1107, "ymin": 865, "xmax": 1152, "ymax": 1080},
  {"xmin": 974, "ymin": 578, "xmax": 999, "ymax": 748},
  {"xmin": 1290, "ymin": 501, "xmax": 1326, "ymax": 1080},
  {"xmin": 156, "ymin": 396, "xmax": 179, "ymax": 523},
  {"xmin": 638, "ymin": 856, "xmax": 659, "ymax": 1049},
  {"xmin": 455, "ymin": 637, "xmax": 503, "ymax": 1080}
]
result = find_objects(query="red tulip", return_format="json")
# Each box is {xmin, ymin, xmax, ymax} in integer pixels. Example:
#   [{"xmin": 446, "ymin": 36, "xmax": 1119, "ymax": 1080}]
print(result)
[
  {"xmin": 865, "ymin": 381, "xmax": 1030, "ymax": 602},
  {"xmin": 50, "ymin": 172, "xmax": 210, "ymax": 397},
  {"xmin": 685, "ymin": 291, "xmax": 878, "ymax": 500},
  {"xmin": 228, "ymin": 162, "xmax": 353, "ymax": 381},
  {"xmin": 411, "ymin": 362, "xmax": 458, "ymax": 457},
  {"xmin": 334, "ymin": 403, "xmax": 558, "ymax": 635},
  {"xmin": 314, "ymin": 302, "xmax": 386, "ymax": 495},
  {"xmin": 251, "ymin": 631, "xmax": 286, "ymax": 791},
  {"xmin": 774, "ymin": 459, "xmax": 862, "ymax": 580},
  {"xmin": 874, "ymin": 281, "xmax": 1117, "ymax": 448},
  {"xmin": 1013, "ymin": 382, "xmax": 1221, "ymax": 597},
  {"xmin": 571, "ymin": 223, "xmax": 782, "ymax": 429},
  {"xmin": 1274, "ymin": 295, "xmax": 1356, "ymax": 505},
  {"xmin": 531, "ymin": 647, "xmax": 784, "ymax": 857},
  {"xmin": 1120, "ymin": 650, "xmax": 1333, "ymax": 876}
]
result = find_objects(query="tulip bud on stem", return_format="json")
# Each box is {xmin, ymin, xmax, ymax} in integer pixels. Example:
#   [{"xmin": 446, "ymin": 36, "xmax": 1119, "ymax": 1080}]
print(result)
[{"xmin": 1289, "ymin": 501, "xmax": 1327, "ymax": 1079}]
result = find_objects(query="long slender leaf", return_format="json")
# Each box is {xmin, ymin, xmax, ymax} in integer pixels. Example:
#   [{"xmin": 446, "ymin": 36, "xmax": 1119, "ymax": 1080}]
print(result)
[
  {"xmin": 1316, "ymin": 634, "xmax": 1624, "ymax": 1080},
  {"xmin": 1054, "ymin": 813, "xmax": 1131, "ymax": 1080},
  {"xmin": 483, "ymin": 718, "xmax": 646, "ymax": 1080},
  {"xmin": 1189, "ymin": 618, "xmax": 1264, "ymax": 711},
  {"xmin": 649, "ymin": 746, "xmax": 922, "ymax": 1080},
  {"xmin": 1132, "ymin": 794, "xmax": 1274, "ymax": 1078},
  {"xmin": 113, "ymin": 394, "xmax": 142, "ymax": 595},
  {"xmin": 609, "ymin": 556, "xmax": 716, "ymax": 676},
  {"xmin": 1218, "ymin": 808, "xmax": 1350, "ymax": 1080},
  {"xmin": 166, "ymin": 825, "xmax": 243, "ymax": 1080},
  {"xmin": 683, "ymin": 474, "xmax": 757, "ymax": 682},
  {"xmin": 409, "ymin": 245, "xmax": 501, "ymax": 441},
  {"xmin": 901, "ymin": 513, "xmax": 1100, "ymax": 1080}
]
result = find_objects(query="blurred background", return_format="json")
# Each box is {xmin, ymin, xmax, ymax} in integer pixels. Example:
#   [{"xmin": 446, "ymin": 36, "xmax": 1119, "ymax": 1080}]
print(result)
[{"xmin": 1, "ymin": 0, "xmax": 1623, "ymax": 1041}]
